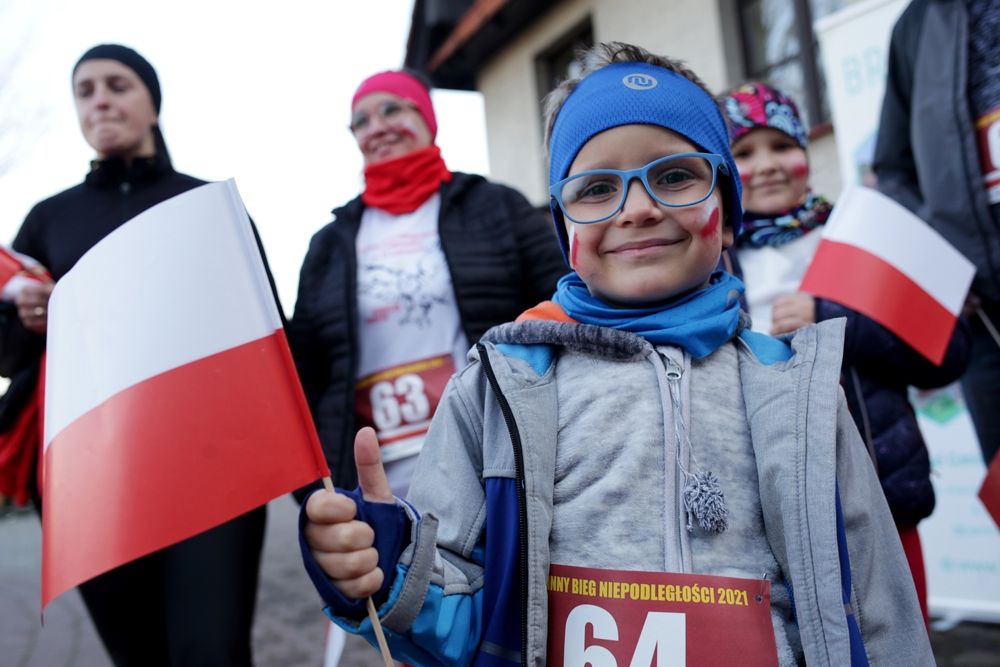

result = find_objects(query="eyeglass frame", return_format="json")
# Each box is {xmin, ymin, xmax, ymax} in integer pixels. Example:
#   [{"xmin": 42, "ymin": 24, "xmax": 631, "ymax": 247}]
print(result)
[
  {"xmin": 349, "ymin": 99, "xmax": 421, "ymax": 135},
  {"xmin": 548, "ymin": 152, "xmax": 729, "ymax": 225}
]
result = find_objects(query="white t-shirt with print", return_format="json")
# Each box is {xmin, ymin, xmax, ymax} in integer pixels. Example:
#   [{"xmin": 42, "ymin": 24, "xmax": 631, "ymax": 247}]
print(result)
[{"xmin": 354, "ymin": 195, "xmax": 468, "ymax": 496}]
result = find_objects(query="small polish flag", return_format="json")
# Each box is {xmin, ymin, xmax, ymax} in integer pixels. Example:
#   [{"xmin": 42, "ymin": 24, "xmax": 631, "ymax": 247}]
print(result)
[
  {"xmin": 0, "ymin": 246, "xmax": 50, "ymax": 301},
  {"xmin": 42, "ymin": 180, "xmax": 329, "ymax": 607},
  {"xmin": 799, "ymin": 185, "xmax": 975, "ymax": 365}
]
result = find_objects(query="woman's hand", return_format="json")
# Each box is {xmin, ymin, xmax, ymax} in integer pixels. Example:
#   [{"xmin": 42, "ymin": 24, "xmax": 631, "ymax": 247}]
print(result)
[
  {"xmin": 304, "ymin": 428, "xmax": 393, "ymax": 600},
  {"xmin": 770, "ymin": 292, "xmax": 816, "ymax": 335},
  {"xmin": 15, "ymin": 279, "xmax": 55, "ymax": 334}
]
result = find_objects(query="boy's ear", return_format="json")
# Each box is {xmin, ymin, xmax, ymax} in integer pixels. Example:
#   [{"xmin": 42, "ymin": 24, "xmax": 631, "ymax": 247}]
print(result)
[{"xmin": 722, "ymin": 222, "xmax": 735, "ymax": 248}]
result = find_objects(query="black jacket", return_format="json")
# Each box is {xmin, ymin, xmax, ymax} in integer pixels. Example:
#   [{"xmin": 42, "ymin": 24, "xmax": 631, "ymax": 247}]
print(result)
[
  {"xmin": 287, "ymin": 172, "xmax": 567, "ymax": 488},
  {"xmin": 873, "ymin": 0, "xmax": 1000, "ymax": 302},
  {"xmin": 0, "ymin": 154, "xmax": 280, "ymax": 438}
]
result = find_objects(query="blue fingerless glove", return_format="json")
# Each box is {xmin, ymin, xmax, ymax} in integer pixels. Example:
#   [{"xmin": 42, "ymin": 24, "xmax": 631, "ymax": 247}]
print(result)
[{"xmin": 298, "ymin": 487, "xmax": 412, "ymax": 619}]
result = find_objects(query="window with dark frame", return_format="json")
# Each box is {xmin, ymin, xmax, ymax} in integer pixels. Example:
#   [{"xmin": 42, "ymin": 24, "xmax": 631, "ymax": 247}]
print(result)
[
  {"xmin": 736, "ymin": 0, "xmax": 845, "ymax": 130},
  {"xmin": 535, "ymin": 18, "xmax": 594, "ymax": 126}
]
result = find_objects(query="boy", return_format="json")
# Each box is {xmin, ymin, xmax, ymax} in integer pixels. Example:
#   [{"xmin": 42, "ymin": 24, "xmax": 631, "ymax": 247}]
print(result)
[{"xmin": 301, "ymin": 42, "xmax": 932, "ymax": 666}]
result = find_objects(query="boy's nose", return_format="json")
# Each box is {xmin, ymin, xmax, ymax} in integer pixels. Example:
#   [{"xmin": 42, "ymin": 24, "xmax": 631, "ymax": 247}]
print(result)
[{"xmin": 617, "ymin": 178, "xmax": 662, "ymax": 225}]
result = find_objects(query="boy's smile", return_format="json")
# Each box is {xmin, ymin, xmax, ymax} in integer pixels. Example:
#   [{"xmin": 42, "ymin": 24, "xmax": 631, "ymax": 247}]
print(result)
[{"xmin": 565, "ymin": 125, "xmax": 732, "ymax": 306}]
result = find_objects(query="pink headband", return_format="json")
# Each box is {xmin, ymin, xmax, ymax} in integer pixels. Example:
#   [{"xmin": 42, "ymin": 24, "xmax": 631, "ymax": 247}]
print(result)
[{"xmin": 352, "ymin": 70, "xmax": 437, "ymax": 138}]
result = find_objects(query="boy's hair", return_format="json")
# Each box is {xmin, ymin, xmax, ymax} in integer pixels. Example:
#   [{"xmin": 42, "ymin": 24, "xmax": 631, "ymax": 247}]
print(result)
[{"xmin": 543, "ymin": 42, "xmax": 722, "ymax": 156}]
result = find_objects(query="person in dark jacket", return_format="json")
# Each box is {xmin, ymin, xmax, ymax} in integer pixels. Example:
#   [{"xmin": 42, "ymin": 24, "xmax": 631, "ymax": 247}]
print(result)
[
  {"xmin": 874, "ymin": 0, "xmax": 1000, "ymax": 466},
  {"xmin": 0, "ymin": 44, "xmax": 272, "ymax": 667},
  {"xmin": 287, "ymin": 70, "xmax": 566, "ymax": 496},
  {"xmin": 724, "ymin": 81, "xmax": 971, "ymax": 623}
]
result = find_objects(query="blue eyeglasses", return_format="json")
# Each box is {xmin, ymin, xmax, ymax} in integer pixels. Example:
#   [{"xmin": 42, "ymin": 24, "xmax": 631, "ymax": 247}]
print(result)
[{"xmin": 550, "ymin": 152, "xmax": 727, "ymax": 224}]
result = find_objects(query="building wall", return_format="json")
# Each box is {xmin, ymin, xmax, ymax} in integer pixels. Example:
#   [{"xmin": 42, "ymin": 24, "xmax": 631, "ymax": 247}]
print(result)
[
  {"xmin": 476, "ymin": 0, "xmax": 845, "ymax": 205},
  {"xmin": 478, "ymin": 0, "xmax": 594, "ymax": 205}
]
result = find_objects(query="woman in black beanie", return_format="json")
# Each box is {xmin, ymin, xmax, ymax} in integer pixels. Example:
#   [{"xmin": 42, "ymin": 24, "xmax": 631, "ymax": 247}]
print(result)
[{"xmin": 0, "ymin": 44, "xmax": 268, "ymax": 667}]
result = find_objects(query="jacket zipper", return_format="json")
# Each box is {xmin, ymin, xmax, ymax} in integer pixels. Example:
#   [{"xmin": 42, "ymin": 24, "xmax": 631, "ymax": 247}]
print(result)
[
  {"xmin": 118, "ymin": 180, "xmax": 131, "ymax": 225},
  {"xmin": 343, "ymin": 225, "xmax": 360, "ymax": 487},
  {"xmin": 476, "ymin": 343, "xmax": 529, "ymax": 667},
  {"xmin": 657, "ymin": 351, "xmax": 688, "ymax": 570}
]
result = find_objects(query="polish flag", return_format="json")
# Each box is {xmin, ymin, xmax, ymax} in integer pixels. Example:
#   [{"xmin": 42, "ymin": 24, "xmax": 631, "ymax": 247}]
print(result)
[
  {"xmin": 799, "ymin": 185, "xmax": 975, "ymax": 365},
  {"xmin": 42, "ymin": 180, "xmax": 328, "ymax": 607},
  {"xmin": 0, "ymin": 246, "xmax": 50, "ymax": 301}
]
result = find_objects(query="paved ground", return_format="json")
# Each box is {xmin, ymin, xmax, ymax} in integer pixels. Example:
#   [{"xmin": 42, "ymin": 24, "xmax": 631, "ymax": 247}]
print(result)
[
  {"xmin": 2, "ymin": 497, "xmax": 998, "ymax": 666},
  {"xmin": 0, "ymin": 497, "xmax": 385, "ymax": 667}
]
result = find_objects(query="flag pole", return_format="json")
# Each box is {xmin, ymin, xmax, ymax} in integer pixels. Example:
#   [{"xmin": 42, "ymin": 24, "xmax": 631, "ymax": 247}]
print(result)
[{"xmin": 323, "ymin": 476, "xmax": 395, "ymax": 667}]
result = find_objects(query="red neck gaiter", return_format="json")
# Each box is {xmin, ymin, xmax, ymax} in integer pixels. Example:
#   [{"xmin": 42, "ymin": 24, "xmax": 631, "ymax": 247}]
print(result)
[{"xmin": 362, "ymin": 145, "xmax": 452, "ymax": 215}]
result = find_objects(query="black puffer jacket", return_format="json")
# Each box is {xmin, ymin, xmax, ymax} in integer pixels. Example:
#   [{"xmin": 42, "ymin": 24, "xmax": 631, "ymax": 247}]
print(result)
[
  {"xmin": 815, "ymin": 298, "xmax": 970, "ymax": 526},
  {"xmin": 287, "ymin": 172, "xmax": 567, "ymax": 488}
]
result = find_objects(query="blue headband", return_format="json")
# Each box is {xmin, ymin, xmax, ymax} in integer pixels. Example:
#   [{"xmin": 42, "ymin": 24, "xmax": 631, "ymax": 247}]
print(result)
[{"xmin": 548, "ymin": 62, "xmax": 742, "ymax": 238}]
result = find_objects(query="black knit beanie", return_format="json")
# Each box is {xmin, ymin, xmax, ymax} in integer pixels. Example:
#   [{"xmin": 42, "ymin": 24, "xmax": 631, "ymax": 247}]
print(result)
[{"xmin": 73, "ymin": 44, "xmax": 161, "ymax": 114}]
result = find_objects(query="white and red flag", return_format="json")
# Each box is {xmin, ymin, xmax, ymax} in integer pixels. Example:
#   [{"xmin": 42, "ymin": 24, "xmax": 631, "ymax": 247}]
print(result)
[
  {"xmin": 799, "ymin": 185, "xmax": 975, "ymax": 365},
  {"xmin": 42, "ymin": 180, "xmax": 328, "ymax": 607},
  {"xmin": 0, "ymin": 245, "xmax": 50, "ymax": 300}
]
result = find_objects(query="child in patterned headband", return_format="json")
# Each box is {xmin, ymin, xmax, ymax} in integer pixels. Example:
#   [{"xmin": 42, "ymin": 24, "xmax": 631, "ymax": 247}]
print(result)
[
  {"xmin": 723, "ymin": 81, "xmax": 971, "ymax": 628},
  {"xmin": 721, "ymin": 82, "xmax": 832, "ymax": 333}
]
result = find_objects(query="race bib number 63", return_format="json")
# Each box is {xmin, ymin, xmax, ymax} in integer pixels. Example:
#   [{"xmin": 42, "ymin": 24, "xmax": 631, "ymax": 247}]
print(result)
[{"xmin": 547, "ymin": 564, "xmax": 778, "ymax": 666}]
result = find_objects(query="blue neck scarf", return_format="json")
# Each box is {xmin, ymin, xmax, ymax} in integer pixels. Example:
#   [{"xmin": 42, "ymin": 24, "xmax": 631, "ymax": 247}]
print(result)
[{"xmin": 552, "ymin": 271, "xmax": 745, "ymax": 359}]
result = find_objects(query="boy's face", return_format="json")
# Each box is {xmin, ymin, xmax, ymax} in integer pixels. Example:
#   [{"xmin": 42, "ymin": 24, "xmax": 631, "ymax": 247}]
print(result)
[
  {"xmin": 730, "ymin": 127, "xmax": 809, "ymax": 214},
  {"xmin": 564, "ymin": 125, "xmax": 731, "ymax": 306}
]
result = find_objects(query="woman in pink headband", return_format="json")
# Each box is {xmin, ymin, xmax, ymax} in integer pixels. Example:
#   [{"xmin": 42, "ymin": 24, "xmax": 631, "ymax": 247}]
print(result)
[
  {"xmin": 288, "ymin": 71, "xmax": 566, "ymax": 661},
  {"xmin": 349, "ymin": 70, "xmax": 448, "ymax": 212}
]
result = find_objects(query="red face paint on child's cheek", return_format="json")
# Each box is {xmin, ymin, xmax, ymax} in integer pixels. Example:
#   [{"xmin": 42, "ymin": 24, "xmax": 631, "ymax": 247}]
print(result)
[
  {"xmin": 789, "ymin": 160, "xmax": 809, "ymax": 178},
  {"xmin": 739, "ymin": 170, "xmax": 753, "ymax": 184},
  {"xmin": 699, "ymin": 208, "xmax": 721, "ymax": 240}
]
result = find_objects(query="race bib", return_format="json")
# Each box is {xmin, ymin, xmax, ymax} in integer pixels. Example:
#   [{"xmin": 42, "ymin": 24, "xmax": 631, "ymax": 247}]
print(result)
[
  {"xmin": 547, "ymin": 564, "xmax": 778, "ymax": 666},
  {"xmin": 355, "ymin": 353, "xmax": 456, "ymax": 462},
  {"xmin": 976, "ymin": 107, "xmax": 1000, "ymax": 205}
]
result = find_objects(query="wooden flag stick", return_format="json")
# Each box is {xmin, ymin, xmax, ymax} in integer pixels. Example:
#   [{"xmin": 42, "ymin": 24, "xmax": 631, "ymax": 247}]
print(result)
[{"xmin": 323, "ymin": 476, "xmax": 394, "ymax": 667}]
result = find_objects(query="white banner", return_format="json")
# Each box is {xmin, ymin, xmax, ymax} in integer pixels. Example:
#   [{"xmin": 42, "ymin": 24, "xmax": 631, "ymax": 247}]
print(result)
[
  {"xmin": 913, "ymin": 386, "xmax": 1000, "ymax": 622},
  {"xmin": 816, "ymin": 0, "xmax": 908, "ymax": 187}
]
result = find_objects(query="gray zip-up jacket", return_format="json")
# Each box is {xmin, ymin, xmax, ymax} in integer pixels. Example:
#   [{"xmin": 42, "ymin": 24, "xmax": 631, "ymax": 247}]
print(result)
[{"xmin": 343, "ymin": 318, "xmax": 931, "ymax": 666}]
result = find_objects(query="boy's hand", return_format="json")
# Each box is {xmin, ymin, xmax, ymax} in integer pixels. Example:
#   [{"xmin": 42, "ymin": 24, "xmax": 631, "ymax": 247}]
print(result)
[
  {"xmin": 305, "ymin": 427, "xmax": 394, "ymax": 600},
  {"xmin": 770, "ymin": 292, "xmax": 816, "ymax": 335}
]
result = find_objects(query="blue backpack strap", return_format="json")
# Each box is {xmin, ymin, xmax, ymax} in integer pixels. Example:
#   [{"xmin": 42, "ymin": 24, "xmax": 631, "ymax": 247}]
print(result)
[{"xmin": 835, "ymin": 484, "xmax": 870, "ymax": 666}]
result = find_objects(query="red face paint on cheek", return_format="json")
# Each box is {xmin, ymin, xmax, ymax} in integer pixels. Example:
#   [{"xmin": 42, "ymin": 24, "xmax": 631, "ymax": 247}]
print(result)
[
  {"xmin": 789, "ymin": 160, "xmax": 809, "ymax": 178},
  {"xmin": 739, "ymin": 170, "xmax": 752, "ymax": 184},
  {"xmin": 699, "ymin": 208, "xmax": 721, "ymax": 240}
]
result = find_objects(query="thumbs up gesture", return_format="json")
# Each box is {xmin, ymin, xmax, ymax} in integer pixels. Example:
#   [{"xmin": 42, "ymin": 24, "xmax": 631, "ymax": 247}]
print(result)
[{"xmin": 305, "ymin": 427, "xmax": 396, "ymax": 600}]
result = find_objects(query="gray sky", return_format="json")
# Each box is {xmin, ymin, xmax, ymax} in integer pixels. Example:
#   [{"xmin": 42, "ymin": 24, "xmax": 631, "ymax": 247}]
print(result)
[{"xmin": 0, "ymin": 0, "xmax": 490, "ymax": 311}]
